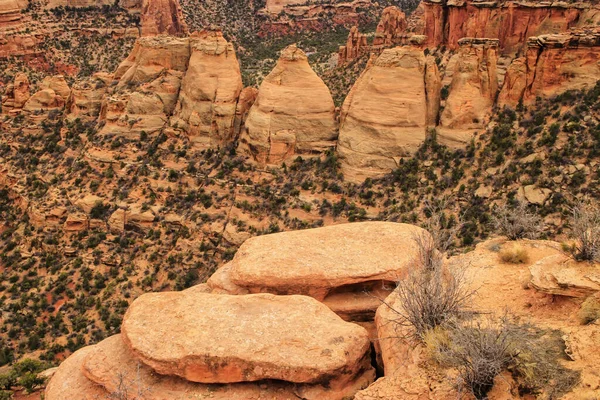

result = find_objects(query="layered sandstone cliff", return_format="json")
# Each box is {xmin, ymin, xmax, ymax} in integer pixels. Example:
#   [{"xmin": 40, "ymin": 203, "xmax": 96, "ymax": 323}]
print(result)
[
  {"xmin": 239, "ymin": 44, "xmax": 337, "ymax": 165},
  {"xmin": 170, "ymin": 30, "xmax": 243, "ymax": 147},
  {"xmin": 337, "ymin": 47, "xmax": 441, "ymax": 182},
  {"xmin": 419, "ymin": 0, "xmax": 600, "ymax": 54},
  {"xmin": 140, "ymin": 0, "xmax": 188, "ymax": 37},
  {"xmin": 439, "ymin": 38, "xmax": 499, "ymax": 146},
  {"xmin": 499, "ymin": 29, "xmax": 600, "ymax": 108}
]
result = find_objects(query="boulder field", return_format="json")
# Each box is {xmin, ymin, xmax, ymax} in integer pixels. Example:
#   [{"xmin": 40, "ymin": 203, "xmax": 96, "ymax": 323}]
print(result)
[{"xmin": 45, "ymin": 223, "xmax": 600, "ymax": 398}]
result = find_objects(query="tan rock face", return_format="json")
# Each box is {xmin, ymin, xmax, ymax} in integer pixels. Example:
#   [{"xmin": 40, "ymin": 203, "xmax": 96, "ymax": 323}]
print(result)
[
  {"xmin": 439, "ymin": 38, "xmax": 499, "ymax": 147},
  {"xmin": 497, "ymin": 57, "xmax": 526, "ymax": 109},
  {"xmin": 83, "ymin": 334, "xmax": 372, "ymax": 400},
  {"xmin": 23, "ymin": 89, "xmax": 65, "ymax": 112},
  {"xmin": 0, "ymin": 0, "xmax": 22, "ymax": 27},
  {"xmin": 66, "ymin": 73, "xmax": 111, "ymax": 120},
  {"xmin": 170, "ymin": 30, "xmax": 243, "ymax": 147},
  {"xmin": 373, "ymin": 6, "xmax": 407, "ymax": 47},
  {"xmin": 338, "ymin": 26, "xmax": 368, "ymax": 65},
  {"xmin": 1, "ymin": 72, "xmax": 29, "ymax": 113},
  {"xmin": 122, "ymin": 291, "xmax": 372, "ymax": 384},
  {"xmin": 40, "ymin": 75, "xmax": 70, "ymax": 101},
  {"xmin": 45, "ymin": 346, "xmax": 108, "ymax": 400},
  {"xmin": 208, "ymin": 222, "xmax": 428, "ymax": 321},
  {"xmin": 233, "ymin": 87, "xmax": 258, "ymax": 139},
  {"xmin": 238, "ymin": 44, "xmax": 337, "ymax": 165},
  {"xmin": 529, "ymin": 254, "xmax": 600, "ymax": 298},
  {"xmin": 140, "ymin": 0, "xmax": 188, "ymax": 37},
  {"xmin": 337, "ymin": 47, "xmax": 440, "ymax": 182}
]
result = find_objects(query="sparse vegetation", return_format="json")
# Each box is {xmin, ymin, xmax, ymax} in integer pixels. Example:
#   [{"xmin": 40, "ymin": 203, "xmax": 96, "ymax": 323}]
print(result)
[
  {"xmin": 491, "ymin": 201, "xmax": 544, "ymax": 241},
  {"xmin": 499, "ymin": 244, "xmax": 530, "ymax": 264},
  {"xmin": 568, "ymin": 201, "xmax": 600, "ymax": 262}
]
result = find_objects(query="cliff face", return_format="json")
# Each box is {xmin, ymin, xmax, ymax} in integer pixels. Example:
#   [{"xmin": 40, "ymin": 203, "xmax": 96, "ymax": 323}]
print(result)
[
  {"xmin": 439, "ymin": 38, "xmax": 499, "ymax": 145},
  {"xmin": 337, "ymin": 47, "xmax": 441, "ymax": 183},
  {"xmin": 499, "ymin": 29, "xmax": 600, "ymax": 108},
  {"xmin": 420, "ymin": 0, "xmax": 599, "ymax": 54},
  {"xmin": 239, "ymin": 45, "xmax": 338, "ymax": 165},
  {"xmin": 140, "ymin": 0, "xmax": 188, "ymax": 37}
]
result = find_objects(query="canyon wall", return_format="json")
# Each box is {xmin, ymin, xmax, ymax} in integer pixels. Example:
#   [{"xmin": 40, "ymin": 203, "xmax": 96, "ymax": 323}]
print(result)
[{"xmin": 420, "ymin": 0, "xmax": 600, "ymax": 54}]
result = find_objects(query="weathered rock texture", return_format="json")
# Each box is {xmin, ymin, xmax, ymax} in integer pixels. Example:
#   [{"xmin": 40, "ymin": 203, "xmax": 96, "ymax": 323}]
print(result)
[
  {"xmin": 208, "ymin": 222, "xmax": 429, "ymax": 321},
  {"xmin": 439, "ymin": 38, "xmax": 499, "ymax": 147},
  {"xmin": 373, "ymin": 6, "xmax": 407, "ymax": 46},
  {"xmin": 122, "ymin": 291, "xmax": 372, "ymax": 385},
  {"xmin": 170, "ymin": 30, "xmax": 243, "ymax": 147},
  {"xmin": 337, "ymin": 47, "xmax": 440, "ymax": 182},
  {"xmin": 529, "ymin": 254, "xmax": 600, "ymax": 298},
  {"xmin": 419, "ymin": 0, "xmax": 600, "ymax": 54},
  {"xmin": 66, "ymin": 73, "xmax": 112, "ymax": 120},
  {"xmin": 338, "ymin": 26, "xmax": 368, "ymax": 64},
  {"xmin": 1, "ymin": 72, "xmax": 29, "ymax": 114},
  {"xmin": 140, "ymin": 0, "xmax": 188, "ymax": 37},
  {"xmin": 239, "ymin": 45, "xmax": 337, "ymax": 165},
  {"xmin": 499, "ymin": 29, "xmax": 600, "ymax": 108},
  {"xmin": 0, "ymin": 0, "xmax": 23, "ymax": 28}
]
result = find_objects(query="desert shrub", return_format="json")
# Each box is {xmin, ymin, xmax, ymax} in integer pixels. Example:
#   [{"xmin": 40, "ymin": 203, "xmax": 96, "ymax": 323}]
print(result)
[
  {"xmin": 569, "ymin": 201, "xmax": 600, "ymax": 262},
  {"xmin": 492, "ymin": 201, "xmax": 543, "ymax": 240},
  {"xmin": 426, "ymin": 316, "xmax": 579, "ymax": 399},
  {"xmin": 393, "ymin": 266, "xmax": 473, "ymax": 338},
  {"xmin": 579, "ymin": 295, "xmax": 600, "ymax": 325},
  {"xmin": 499, "ymin": 245, "xmax": 530, "ymax": 264}
]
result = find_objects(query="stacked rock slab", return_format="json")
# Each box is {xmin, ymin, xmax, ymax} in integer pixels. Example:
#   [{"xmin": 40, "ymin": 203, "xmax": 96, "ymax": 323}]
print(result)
[
  {"xmin": 170, "ymin": 30, "xmax": 243, "ymax": 147},
  {"xmin": 337, "ymin": 47, "xmax": 441, "ymax": 183},
  {"xmin": 207, "ymin": 222, "xmax": 429, "ymax": 322},
  {"xmin": 438, "ymin": 38, "xmax": 499, "ymax": 147},
  {"xmin": 499, "ymin": 29, "xmax": 600, "ymax": 108},
  {"xmin": 46, "ymin": 291, "xmax": 374, "ymax": 399},
  {"xmin": 238, "ymin": 44, "xmax": 338, "ymax": 165}
]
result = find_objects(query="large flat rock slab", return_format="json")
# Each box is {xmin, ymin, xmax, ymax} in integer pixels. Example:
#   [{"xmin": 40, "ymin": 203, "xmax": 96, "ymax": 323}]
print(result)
[
  {"xmin": 84, "ymin": 334, "xmax": 373, "ymax": 400},
  {"xmin": 45, "ymin": 346, "xmax": 108, "ymax": 400},
  {"xmin": 210, "ymin": 222, "xmax": 427, "ymax": 301},
  {"xmin": 122, "ymin": 291, "xmax": 372, "ymax": 384},
  {"xmin": 529, "ymin": 254, "xmax": 600, "ymax": 298}
]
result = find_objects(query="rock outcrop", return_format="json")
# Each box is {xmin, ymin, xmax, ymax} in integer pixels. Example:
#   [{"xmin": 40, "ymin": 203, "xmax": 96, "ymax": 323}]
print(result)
[
  {"xmin": 208, "ymin": 222, "xmax": 429, "ymax": 322},
  {"xmin": 66, "ymin": 73, "xmax": 111, "ymax": 120},
  {"xmin": 419, "ymin": 0, "xmax": 600, "ymax": 54},
  {"xmin": 529, "ymin": 254, "xmax": 600, "ymax": 298},
  {"xmin": 122, "ymin": 291, "xmax": 372, "ymax": 385},
  {"xmin": 1, "ymin": 72, "xmax": 29, "ymax": 114},
  {"xmin": 170, "ymin": 30, "xmax": 243, "ymax": 147},
  {"xmin": 438, "ymin": 38, "xmax": 499, "ymax": 147},
  {"xmin": 140, "ymin": 0, "xmax": 188, "ymax": 37},
  {"xmin": 499, "ymin": 29, "xmax": 600, "ymax": 108},
  {"xmin": 338, "ymin": 26, "xmax": 368, "ymax": 65},
  {"xmin": 373, "ymin": 6, "xmax": 407, "ymax": 47},
  {"xmin": 0, "ymin": 0, "xmax": 23, "ymax": 28},
  {"xmin": 238, "ymin": 45, "xmax": 337, "ymax": 165},
  {"xmin": 337, "ymin": 47, "xmax": 440, "ymax": 182}
]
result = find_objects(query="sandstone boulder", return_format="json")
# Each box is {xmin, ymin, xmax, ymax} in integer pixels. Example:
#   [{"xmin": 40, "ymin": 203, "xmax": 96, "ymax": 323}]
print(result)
[
  {"xmin": 337, "ymin": 47, "xmax": 440, "ymax": 182},
  {"xmin": 84, "ymin": 334, "xmax": 373, "ymax": 400},
  {"xmin": 529, "ymin": 254, "xmax": 600, "ymax": 298},
  {"xmin": 66, "ymin": 73, "xmax": 111, "ymax": 120},
  {"xmin": 170, "ymin": 30, "xmax": 243, "ymax": 147},
  {"xmin": 122, "ymin": 291, "xmax": 372, "ymax": 384},
  {"xmin": 439, "ymin": 38, "xmax": 499, "ymax": 147},
  {"xmin": 207, "ymin": 222, "xmax": 429, "ymax": 321},
  {"xmin": 45, "ymin": 346, "xmax": 108, "ymax": 400},
  {"xmin": 140, "ymin": 0, "xmax": 188, "ymax": 37},
  {"xmin": 40, "ymin": 75, "xmax": 70, "ymax": 101},
  {"xmin": 23, "ymin": 89, "xmax": 65, "ymax": 112},
  {"xmin": 238, "ymin": 44, "xmax": 337, "ymax": 165}
]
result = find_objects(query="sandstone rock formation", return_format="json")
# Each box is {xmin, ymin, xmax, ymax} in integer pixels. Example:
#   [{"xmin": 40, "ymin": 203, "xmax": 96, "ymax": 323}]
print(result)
[
  {"xmin": 45, "ymin": 345, "xmax": 108, "ymax": 400},
  {"xmin": 66, "ymin": 73, "xmax": 111, "ymax": 120},
  {"xmin": 170, "ymin": 30, "xmax": 243, "ymax": 147},
  {"xmin": 529, "ymin": 254, "xmax": 600, "ymax": 298},
  {"xmin": 439, "ymin": 38, "xmax": 499, "ymax": 147},
  {"xmin": 140, "ymin": 0, "xmax": 188, "ymax": 37},
  {"xmin": 239, "ymin": 45, "xmax": 337, "ymax": 165},
  {"xmin": 337, "ymin": 47, "xmax": 440, "ymax": 182},
  {"xmin": 233, "ymin": 87, "xmax": 258, "ymax": 140},
  {"xmin": 0, "ymin": 0, "xmax": 23, "ymax": 28},
  {"xmin": 373, "ymin": 6, "xmax": 407, "ymax": 47},
  {"xmin": 122, "ymin": 291, "xmax": 373, "ymax": 385},
  {"xmin": 338, "ymin": 26, "xmax": 368, "ymax": 65},
  {"xmin": 23, "ymin": 89, "xmax": 65, "ymax": 112},
  {"xmin": 499, "ymin": 29, "xmax": 600, "ymax": 108},
  {"xmin": 419, "ymin": 0, "xmax": 600, "ymax": 54},
  {"xmin": 208, "ymin": 222, "xmax": 429, "ymax": 321},
  {"xmin": 1, "ymin": 72, "xmax": 29, "ymax": 114}
]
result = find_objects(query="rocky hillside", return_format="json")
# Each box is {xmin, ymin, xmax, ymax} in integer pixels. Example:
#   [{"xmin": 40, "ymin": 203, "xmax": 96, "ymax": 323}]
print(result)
[{"xmin": 0, "ymin": 0, "xmax": 600, "ymax": 398}]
